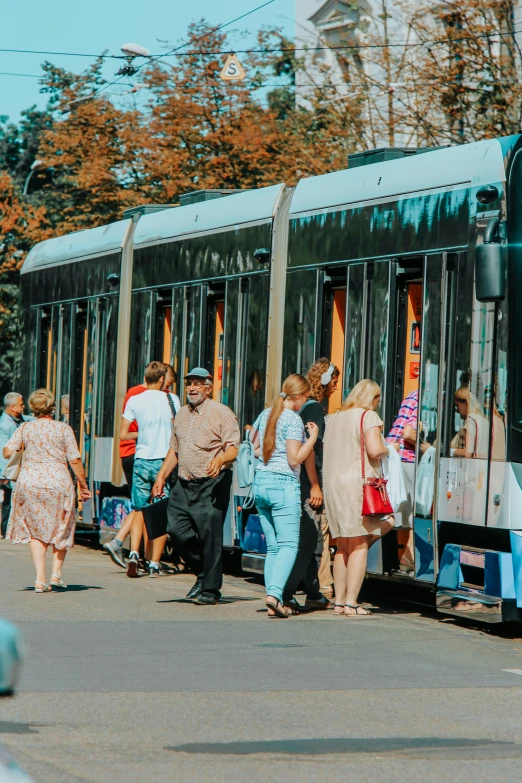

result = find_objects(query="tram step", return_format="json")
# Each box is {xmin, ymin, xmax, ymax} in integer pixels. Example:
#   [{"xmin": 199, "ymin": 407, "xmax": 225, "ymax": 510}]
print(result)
[{"xmin": 436, "ymin": 588, "xmax": 517, "ymax": 623}]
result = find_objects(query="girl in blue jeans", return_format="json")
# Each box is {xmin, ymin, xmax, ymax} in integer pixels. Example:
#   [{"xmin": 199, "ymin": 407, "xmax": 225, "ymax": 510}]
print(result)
[{"xmin": 251, "ymin": 375, "xmax": 319, "ymax": 618}]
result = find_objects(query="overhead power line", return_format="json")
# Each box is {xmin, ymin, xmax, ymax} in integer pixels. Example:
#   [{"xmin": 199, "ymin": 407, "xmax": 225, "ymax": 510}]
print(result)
[{"xmin": 0, "ymin": 23, "xmax": 520, "ymax": 62}]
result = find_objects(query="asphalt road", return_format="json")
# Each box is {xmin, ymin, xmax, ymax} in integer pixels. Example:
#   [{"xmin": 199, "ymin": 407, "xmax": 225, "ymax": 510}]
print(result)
[{"xmin": 1, "ymin": 540, "xmax": 522, "ymax": 783}]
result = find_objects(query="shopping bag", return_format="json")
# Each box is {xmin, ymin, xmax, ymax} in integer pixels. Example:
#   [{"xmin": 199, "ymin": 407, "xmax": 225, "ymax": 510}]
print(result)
[
  {"xmin": 416, "ymin": 446, "xmax": 436, "ymax": 517},
  {"xmin": 382, "ymin": 446, "xmax": 409, "ymax": 514},
  {"xmin": 142, "ymin": 495, "xmax": 169, "ymax": 540}
]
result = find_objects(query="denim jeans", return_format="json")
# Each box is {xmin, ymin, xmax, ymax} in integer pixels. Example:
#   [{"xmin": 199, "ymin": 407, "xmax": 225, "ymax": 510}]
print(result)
[{"xmin": 254, "ymin": 471, "xmax": 301, "ymax": 603}]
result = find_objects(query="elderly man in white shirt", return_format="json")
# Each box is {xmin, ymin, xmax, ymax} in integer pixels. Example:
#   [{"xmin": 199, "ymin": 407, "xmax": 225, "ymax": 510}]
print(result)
[{"xmin": 0, "ymin": 392, "xmax": 32, "ymax": 538}]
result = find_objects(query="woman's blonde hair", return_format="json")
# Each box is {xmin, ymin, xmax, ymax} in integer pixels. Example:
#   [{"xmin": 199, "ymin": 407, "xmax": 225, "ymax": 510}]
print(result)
[
  {"xmin": 341, "ymin": 379, "xmax": 381, "ymax": 412},
  {"xmin": 29, "ymin": 388, "xmax": 55, "ymax": 417},
  {"xmin": 263, "ymin": 374, "xmax": 311, "ymax": 464},
  {"xmin": 307, "ymin": 357, "xmax": 340, "ymax": 401},
  {"xmin": 454, "ymin": 386, "xmax": 484, "ymax": 416}
]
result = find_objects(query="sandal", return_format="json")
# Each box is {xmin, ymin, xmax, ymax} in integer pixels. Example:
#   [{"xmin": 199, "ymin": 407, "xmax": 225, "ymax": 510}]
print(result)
[
  {"xmin": 283, "ymin": 598, "xmax": 307, "ymax": 615},
  {"xmin": 345, "ymin": 603, "xmax": 373, "ymax": 618},
  {"xmin": 333, "ymin": 603, "xmax": 346, "ymax": 617},
  {"xmin": 266, "ymin": 597, "xmax": 288, "ymax": 619},
  {"xmin": 34, "ymin": 580, "xmax": 50, "ymax": 593},
  {"xmin": 49, "ymin": 574, "xmax": 67, "ymax": 590},
  {"xmin": 399, "ymin": 557, "xmax": 415, "ymax": 574}
]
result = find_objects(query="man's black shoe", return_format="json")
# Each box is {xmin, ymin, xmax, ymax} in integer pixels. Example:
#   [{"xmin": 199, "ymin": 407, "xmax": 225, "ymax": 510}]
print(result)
[
  {"xmin": 185, "ymin": 579, "xmax": 204, "ymax": 600},
  {"xmin": 193, "ymin": 592, "xmax": 219, "ymax": 605}
]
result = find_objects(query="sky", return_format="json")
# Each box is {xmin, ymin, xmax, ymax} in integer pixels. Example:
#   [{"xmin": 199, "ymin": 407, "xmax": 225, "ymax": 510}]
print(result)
[{"xmin": 1, "ymin": 0, "xmax": 294, "ymax": 124}]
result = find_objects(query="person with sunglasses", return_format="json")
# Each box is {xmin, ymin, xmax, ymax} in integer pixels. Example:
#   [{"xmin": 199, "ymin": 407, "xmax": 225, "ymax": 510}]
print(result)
[{"xmin": 152, "ymin": 368, "xmax": 240, "ymax": 606}]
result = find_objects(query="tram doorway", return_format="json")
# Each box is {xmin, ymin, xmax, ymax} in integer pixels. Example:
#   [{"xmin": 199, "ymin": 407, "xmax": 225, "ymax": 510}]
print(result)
[{"xmin": 321, "ymin": 272, "xmax": 347, "ymax": 413}]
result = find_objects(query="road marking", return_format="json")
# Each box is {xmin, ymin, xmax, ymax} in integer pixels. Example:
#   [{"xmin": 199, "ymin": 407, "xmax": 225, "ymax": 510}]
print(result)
[{"xmin": 501, "ymin": 669, "xmax": 522, "ymax": 676}]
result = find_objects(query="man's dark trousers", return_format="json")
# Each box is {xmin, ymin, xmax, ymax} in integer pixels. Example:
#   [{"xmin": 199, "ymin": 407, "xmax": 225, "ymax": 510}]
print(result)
[
  {"xmin": 167, "ymin": 470, "xmax": 233, "ymax": 596},
  {"xmin": 283, "ymin": 499, "xmax": 323, "ymax": 603},
  {"xmin": 1, "ymin": 486, "xmax": 11, "ymax": 538}
]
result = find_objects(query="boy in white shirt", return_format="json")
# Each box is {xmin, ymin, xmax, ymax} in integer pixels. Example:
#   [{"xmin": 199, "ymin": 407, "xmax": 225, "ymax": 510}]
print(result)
[{"xmin": 120, "ymin": 361, "xmax": 180, "ymax": 577}]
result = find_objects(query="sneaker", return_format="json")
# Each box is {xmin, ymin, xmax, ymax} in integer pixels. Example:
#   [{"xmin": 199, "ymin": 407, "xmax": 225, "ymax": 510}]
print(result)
[
  {"xmin": 148, "ymin": 563, "xmax": 160, "ymax": 578},
  {"xmin": 103, "ymin": 540, "xmax": 126, "ymax": 569},
  {"xmin": 126, "ymin": 552, "xmax": 140, "ymax": 578}
]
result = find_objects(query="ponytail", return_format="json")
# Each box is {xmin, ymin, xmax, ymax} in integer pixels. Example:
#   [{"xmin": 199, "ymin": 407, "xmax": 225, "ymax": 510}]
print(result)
[{"xmin": 262, "ymin": 374, "xmax": 311, "ymax": 463}]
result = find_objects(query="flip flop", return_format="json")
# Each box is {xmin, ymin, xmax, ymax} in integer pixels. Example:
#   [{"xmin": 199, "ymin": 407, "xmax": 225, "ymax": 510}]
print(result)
[
  {"xmin": 345, "ymin": 603, "xmax": 374, "ymax": 618},
  {"xmin": 266, "ymin": 597, "xmax": 288, "ymax": 619}
]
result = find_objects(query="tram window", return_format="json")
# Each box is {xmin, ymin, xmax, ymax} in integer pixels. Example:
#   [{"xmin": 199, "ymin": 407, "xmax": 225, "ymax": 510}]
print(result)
[
  {"xmin": 222, "ymin": 279, "xmax": 239, "ymax": 408},
  {"xmin": 171, "ymin": 288, "xmax": 184, "ymax": 397},
  {"xmin": 282, "ymin": 269, "xmax": 319, "ymax": 379},
  {"xmin": 492, "ymin": 297, "xmax": 507, "ymax": 461},
  {"xmin": 95, "ymin": 297, "xmax": 118, "ymax": 437},
  {"xmin": 24, "ymin": 309, "xmax": 38, "ymax": 398},
  {"xmin": 241, "ymin": 275, "xmax": 269, "ymax": 429},
  {"xmin": 128, "ymin": 291, "xmax": 154, "ymax": 387},
  {"xmin": 153, "ymin": 291, "xmax": 172, "ymax": 366},
  {"xmin": 207, "ymin": 299, "xmax": 225, "ymax": 402},
  {"xmin": 58, "ymin": 305, "xmax": 73, "ymax": 424},
  {"xmin": 184, "ymin": 284, "xmax": 202, "ymax": 382},
  {"xmin": 366, "ymin": 262, "xmax": 390, "ymax": 398},
  {"xmin": 81, "ymin": 300, "xmax": 97, "ymax": 474},
  {"xmin": 449, "ymin": 301, "xmax": 495, "ymax": 461},
  {"xmin": 344, "ymin": 264, "xmax": 365, "ymax": 397}
]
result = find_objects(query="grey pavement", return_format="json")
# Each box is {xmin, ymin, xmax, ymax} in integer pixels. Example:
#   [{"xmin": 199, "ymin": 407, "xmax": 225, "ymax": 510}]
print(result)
[{"xmin": 1, "ymin": 540, "xmax": 522, "ymax": 782}]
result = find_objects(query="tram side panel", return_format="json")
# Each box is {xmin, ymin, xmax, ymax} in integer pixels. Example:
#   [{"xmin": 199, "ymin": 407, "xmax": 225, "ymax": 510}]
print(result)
[{"xmin": 130, "ymin": 219, "xmax": 275, "ymax": 550}]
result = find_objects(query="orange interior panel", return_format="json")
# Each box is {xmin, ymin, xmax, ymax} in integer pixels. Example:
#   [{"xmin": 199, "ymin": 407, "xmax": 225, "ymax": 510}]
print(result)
[
  {"xmin": 162, "ymin": 308, "xmax": 172, "ymax": 365},
  {"xmin": 403, "ymin": 283, "xmax": 422, "ymax": 399},
  {"xmin": 328, "ymin": 289, "xmax": 346, "ymax": 413},
  {"xmin": 213, "ymin": 302, "xmax": 225, "ymax": 401}
]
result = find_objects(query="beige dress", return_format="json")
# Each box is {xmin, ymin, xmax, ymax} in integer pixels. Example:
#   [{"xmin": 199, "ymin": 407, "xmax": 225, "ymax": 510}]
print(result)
[
  {"xmin": 6, "ymin": 419, "xmax": 81, "ymax": 550},
  {"xmin": 323, "ymin": 407, "xmax": 385, "ymax": 538}
]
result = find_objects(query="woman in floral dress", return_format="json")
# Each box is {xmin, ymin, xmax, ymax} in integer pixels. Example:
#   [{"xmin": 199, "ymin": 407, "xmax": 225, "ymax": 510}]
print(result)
[{"xmin": 3, "ymin": 389, "xmax": 91, "ymax": 592}]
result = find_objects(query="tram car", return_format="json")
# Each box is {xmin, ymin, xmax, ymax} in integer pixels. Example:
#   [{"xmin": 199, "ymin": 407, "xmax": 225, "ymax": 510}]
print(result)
[{"xmin": 18, "ymin": 135, "xmax": 522, "ymax": 623}]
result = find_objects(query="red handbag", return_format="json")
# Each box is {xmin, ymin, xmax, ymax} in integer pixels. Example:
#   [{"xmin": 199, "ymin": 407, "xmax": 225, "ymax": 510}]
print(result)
[{"xmin": 360, "ymin": 411, "xmax": 394, "ymax": 517}]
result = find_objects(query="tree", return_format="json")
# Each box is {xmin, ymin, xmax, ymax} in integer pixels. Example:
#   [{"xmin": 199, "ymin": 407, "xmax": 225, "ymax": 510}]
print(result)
[{"xmin": 0, "ymin": 171, "xmax": 50, "ymax": 398}]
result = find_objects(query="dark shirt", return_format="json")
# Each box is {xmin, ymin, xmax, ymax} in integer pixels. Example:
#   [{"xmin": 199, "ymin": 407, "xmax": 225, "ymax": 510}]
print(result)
[{"xmin": 299, "ymin": 399, "xmax": 325, "ymax": 499}]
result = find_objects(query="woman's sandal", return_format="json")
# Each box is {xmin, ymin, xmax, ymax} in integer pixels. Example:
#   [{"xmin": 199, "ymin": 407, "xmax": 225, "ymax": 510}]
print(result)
[
  {"xmin": 345, "ymin": 603, "xmax": 373, "ymax": 618},
  {"xmin": 34, "ymin": 580, "xmax": 51, "ymax": 593},
  {"xmin": 49, "ymin": 574, "xmax": 67, "ymax": 590},
  {"xmin": 333, "ymin": 604, "xmax": 346, "ymax": 617},
  {"xmin": 266, "ymin": 597, "xmax": 288, "ymax": 619},
  {"xmin": 399, "ymin": 557, "xmax": 415, "ymax": 574},
  {"xmin": 283, "ymin": 598, "xmax": 306, "ymax": 615}
]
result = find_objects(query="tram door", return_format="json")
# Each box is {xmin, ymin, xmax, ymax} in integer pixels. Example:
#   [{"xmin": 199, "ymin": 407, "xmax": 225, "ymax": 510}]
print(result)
[
  {"xmin": 321, "ymin": 270, "xmax": 347, "ymax": 413},
  {"xmin": 384, "ymin": 253, "xmax": 453, "ymax": 582}
]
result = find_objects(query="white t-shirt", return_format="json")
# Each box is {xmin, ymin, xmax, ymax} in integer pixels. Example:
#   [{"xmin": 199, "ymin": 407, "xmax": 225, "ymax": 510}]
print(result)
[{"xmin": 122, "ymin": 390, "xmax": 180, "ymax": 460}]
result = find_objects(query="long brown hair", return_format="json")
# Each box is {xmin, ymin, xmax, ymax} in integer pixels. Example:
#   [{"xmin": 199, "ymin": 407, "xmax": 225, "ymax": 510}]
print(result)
[{"xmin": 262, "ymin": 374, "xmax": 311, "ymax": 463}]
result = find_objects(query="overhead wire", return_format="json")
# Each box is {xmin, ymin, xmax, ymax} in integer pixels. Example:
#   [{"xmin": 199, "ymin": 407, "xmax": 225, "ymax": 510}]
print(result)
[{"xmin": 0, "ymin": 23, "xmax": 520, "ymax": 61}]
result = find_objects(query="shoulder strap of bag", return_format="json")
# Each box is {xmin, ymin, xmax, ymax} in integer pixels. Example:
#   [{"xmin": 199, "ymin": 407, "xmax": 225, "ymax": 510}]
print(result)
[
  {"xmin": 360, "ymin": 410, "xmax": 367, "ymax": 481},
  {"xmin": 166, "ymin": 393, "xmax": 177, "ymax": 418}
]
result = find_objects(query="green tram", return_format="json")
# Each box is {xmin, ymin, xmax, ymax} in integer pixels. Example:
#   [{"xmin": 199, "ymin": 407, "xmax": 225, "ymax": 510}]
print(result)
[{"xmin": 18, "ymin": 135, "xmax": 522, "ymax": 623}]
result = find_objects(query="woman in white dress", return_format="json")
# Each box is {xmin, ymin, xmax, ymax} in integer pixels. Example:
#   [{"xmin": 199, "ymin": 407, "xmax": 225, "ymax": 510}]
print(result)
[{"xmin": 323, "ymin": 379, "xmax": 393, "ymax": 616}]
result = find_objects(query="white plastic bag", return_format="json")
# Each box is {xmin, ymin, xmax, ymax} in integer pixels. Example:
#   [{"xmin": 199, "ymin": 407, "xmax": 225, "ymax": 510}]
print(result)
[
  {"xmin": 416, "ymin": 446, "xmax": 436, "ymax": 517},
  {"xmin": 382, "ymin": 446, "xmax": 408, "ymax": 514}
]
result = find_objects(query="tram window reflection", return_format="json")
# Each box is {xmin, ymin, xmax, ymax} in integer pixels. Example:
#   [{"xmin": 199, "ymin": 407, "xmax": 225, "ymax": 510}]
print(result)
[{"xmin": 451, "ymin": 386, "xmax": 489, "ymax": 459}]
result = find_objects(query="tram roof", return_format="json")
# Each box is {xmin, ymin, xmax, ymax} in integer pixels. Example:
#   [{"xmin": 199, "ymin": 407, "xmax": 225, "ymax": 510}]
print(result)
[
  {"xmin": 133, "ymin": 184, "xmax": 285, "ymax": 248},
  {"xmin": 289, "ymin": 137, "xmax": 509, "ymax": 217},
  {"xmin": 21, "ymin": 219, "xmax": 132, "ymax": 275}
]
